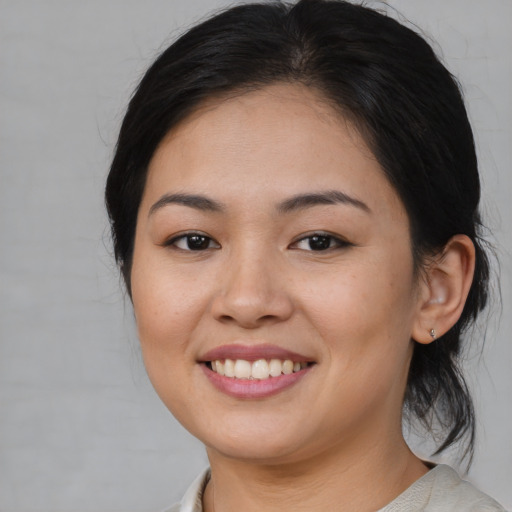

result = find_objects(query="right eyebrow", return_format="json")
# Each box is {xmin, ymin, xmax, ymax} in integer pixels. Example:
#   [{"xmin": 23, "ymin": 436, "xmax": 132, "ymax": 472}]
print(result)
[{"xmin": 148, "ymin": 193, "xmax": 225, "ymax": 217}]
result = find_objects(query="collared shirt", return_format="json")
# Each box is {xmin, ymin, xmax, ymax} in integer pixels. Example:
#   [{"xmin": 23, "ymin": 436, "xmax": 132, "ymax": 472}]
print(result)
[{"xmin": 164, "ymin": 464, "xmax": 507, "ymax": 512}]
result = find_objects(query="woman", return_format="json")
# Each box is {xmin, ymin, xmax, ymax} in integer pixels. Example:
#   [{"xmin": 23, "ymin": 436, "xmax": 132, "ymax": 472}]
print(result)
[{"xmin": 106, "ymin": 0, "xmax": 506, "ymax": 510}]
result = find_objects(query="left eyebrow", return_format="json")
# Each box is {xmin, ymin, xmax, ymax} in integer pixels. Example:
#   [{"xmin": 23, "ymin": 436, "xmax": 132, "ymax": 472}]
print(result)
[{"xmin": 277, "ymin": 190, "xmax": 371, "ymax": 214}]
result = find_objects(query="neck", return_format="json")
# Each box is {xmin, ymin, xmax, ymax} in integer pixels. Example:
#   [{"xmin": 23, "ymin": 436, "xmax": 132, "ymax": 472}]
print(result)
[{"xmin": 203, "ymin": 436, "xmax": 429, "ymax": 512}]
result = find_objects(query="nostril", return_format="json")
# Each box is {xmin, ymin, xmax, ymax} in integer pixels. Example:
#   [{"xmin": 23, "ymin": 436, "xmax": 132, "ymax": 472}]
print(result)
[{"xmin": 260, "ymin": 314, "xmax": 279, "ymax": 322}]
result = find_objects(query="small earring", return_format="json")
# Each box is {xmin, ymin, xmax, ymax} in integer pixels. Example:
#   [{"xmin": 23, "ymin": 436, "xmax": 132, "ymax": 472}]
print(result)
[{"xmin": 429, "ymin": 328, "xmax": 436, "ymax": 340}]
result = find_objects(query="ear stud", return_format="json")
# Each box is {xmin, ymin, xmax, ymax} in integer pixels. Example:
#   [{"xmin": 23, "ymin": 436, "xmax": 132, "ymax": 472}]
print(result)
[{"xmin": 429, "ymin": 328, "xmax": 436, "ymax": 340}]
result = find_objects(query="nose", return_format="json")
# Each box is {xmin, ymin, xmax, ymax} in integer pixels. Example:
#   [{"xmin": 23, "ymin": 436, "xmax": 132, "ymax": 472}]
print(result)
[{"xmin": 210, "ymin": 250, "xmax": 294, "ymax": 329}]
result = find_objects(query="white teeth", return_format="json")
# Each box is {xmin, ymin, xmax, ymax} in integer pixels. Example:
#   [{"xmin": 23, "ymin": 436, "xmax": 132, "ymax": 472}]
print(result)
[
  {"xmin": 282, "ymin": 360, "xmax": 294, "ymax": 375},
  {"xmin": 211, "ymin": 358, "xmax": 309, "ymax": 379},
  {"xmin": 234, "ymin": 359, "xmax": 252, "ymax": 379},
  {"xmin": 224, "ymin": 359, "xmax": 235, "ymax": 377},
  {"xmin": 251, "ymin": 359, "xmax": 270, "ymax": 379},
  {"xmin": 269, "ymin": 359, "xmax": 283, "ymax": 377}
]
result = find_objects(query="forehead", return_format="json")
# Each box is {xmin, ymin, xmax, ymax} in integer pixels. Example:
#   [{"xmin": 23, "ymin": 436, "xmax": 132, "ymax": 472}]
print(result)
[{"xmin": 143, "ymin": 83, "xmax": 405, "ymax": 222}]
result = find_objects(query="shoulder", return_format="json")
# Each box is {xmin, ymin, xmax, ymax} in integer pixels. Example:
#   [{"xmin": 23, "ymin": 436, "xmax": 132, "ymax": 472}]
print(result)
[
  {"xmin": 166, "ymin": 465, "xmax": 507, "ymax": 512},
  {"xmin": 380, "ymin": 464, "xmax": 507, "ymax": 512},
  {"xmin": 160, "ymin": 468, "xmax": 210, "ymax": 512},
  {"xmin": 426, "ymin": 465, "xmax": 506, "ymax": 512}
]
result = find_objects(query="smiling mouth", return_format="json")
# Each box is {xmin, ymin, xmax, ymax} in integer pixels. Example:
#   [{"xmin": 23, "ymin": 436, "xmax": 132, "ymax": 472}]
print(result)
[{"xmin": 206, "ymin": 359, "xmax": 314, "ymax": 380}]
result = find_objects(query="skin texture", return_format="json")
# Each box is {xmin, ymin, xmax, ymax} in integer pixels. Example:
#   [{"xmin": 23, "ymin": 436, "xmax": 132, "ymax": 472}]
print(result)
[{"xmin": 130, "ymin": 84, "xmax": 475, "ymax": 511}]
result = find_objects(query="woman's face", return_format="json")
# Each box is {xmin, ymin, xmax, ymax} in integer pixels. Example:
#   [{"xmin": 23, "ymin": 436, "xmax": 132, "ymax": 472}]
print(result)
[{"xmin": 131, "ymin": 84, "xmax": 424, "ymax": 464}]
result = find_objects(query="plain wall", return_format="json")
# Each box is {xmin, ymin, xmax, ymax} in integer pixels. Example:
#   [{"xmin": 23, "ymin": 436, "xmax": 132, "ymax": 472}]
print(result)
[{"xmin": 1, "ymin": 1, "xmax": 510, "ymax": 510}]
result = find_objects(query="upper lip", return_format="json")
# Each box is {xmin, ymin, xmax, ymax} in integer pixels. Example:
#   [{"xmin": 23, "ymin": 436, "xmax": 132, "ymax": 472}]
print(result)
[{"xmin": 199, "ymin": 344, "xmax": 314, "ymax": 363}]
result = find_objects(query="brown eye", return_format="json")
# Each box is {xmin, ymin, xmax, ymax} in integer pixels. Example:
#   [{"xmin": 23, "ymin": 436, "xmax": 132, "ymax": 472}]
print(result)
[
  {"xmin": 168, "ymin": 233, "xmax": 220, "ymax": 251},
  {"xmin": 185, "ymin": 235, "xmax": 211, "ymax": 250},
  {"xmin": 307, "ymin": 235, "xmax": 332, "ymax": 251},
  {"xmin": 291, "ymin": 232, "xmax": 350, "ymax": 252}
]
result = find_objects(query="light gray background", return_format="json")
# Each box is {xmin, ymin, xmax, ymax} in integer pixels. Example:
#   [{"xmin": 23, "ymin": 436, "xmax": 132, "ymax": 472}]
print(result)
[{"xmin": 1, "ymin": 1, "xmax": 510, "ymax": 510}]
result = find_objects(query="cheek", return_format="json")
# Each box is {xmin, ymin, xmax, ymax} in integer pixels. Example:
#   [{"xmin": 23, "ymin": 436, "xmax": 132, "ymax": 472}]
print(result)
[
  {"xmin": 135, "ymin": 294, "xmax": 201, "ymax": 357},
  {"xmin": 130, "ymin": 251, "xmax": 209, "ymax": 361},
  {"xmin": 300, "ymin": 254, "xmax": 417, "ymax": 358},
  {"xmin": 309, "ymin": 266, "xmax": 416, "ymax": 406},
  {"xmin": 303, "ymin": 263, "xmax": 405, "ymax": 319},
  {"xmin": 130, "ymin": 260, "xmax": 209, "ymax": 412}
]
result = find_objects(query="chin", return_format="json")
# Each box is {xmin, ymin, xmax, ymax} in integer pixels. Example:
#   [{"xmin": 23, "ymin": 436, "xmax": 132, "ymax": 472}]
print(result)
[
  {"xmin": 187, "ymin": 414, "xmax": 312, "ymax": 464},
  {"xmin": 208, "ymin": 438, "xmax": 306, "ymax": 465}
]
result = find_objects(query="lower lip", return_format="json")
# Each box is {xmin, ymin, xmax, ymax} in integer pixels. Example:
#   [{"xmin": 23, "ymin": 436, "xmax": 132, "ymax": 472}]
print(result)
[{"xmin": 200, "ymin": 364, "xmax": 313, "ymax": 399}]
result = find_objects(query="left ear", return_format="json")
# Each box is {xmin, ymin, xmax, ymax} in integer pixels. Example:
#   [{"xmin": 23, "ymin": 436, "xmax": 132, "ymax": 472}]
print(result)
[{"xmin": 412, "ymin": 234, "xmax": 476, "ymax": 344}]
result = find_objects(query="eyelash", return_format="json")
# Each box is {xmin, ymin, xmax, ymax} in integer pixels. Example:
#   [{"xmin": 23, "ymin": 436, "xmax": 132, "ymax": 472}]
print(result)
[
  {"xmin": 164, "ymin": 231, "xmax": 351, "ymax": 252},
  {"xmin": 290, "ymin": 232, "xmax": 351, "ymax": 252},
  {"xmin": 165, "ymin": 232, "xmax": 220, "ymax": 251}
]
